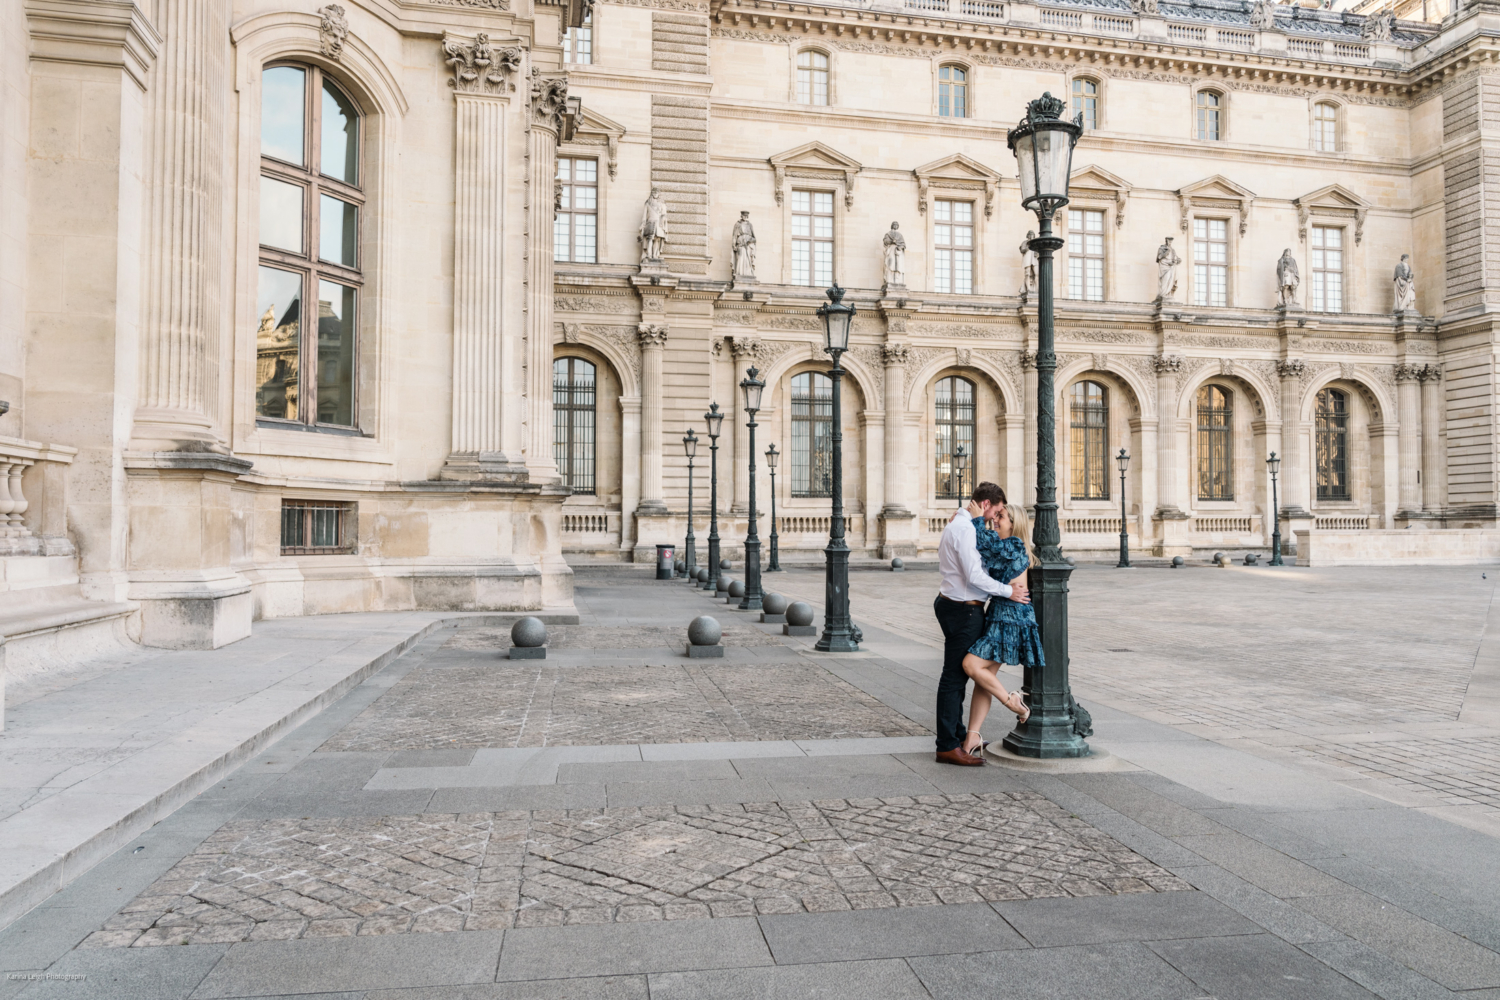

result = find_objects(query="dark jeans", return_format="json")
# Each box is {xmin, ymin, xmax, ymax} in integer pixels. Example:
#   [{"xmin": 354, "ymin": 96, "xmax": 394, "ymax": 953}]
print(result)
[{"xmin": 933, "ymin": 595, "xmax": 987, "ymax": 752}]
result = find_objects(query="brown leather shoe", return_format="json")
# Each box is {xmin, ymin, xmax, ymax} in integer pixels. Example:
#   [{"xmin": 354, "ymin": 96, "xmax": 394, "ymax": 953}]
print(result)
[{"xmin": 935, "ymin": 748, "xmax": 984, "ymax": 767}]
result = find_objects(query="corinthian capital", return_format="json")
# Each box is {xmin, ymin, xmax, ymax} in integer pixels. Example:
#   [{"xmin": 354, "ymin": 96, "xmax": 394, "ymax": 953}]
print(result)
[
  {"xmin": 1419, "ymin": 363, "xmax": 1443, "ymax": 382},
  {"xmin": 730, "ymin": 336, "xmax": 761, "ymax": 360},
  {"xmin": 1152, "ymin": 354, "xmax": 1183, "ymax": 374},
  {"xmin": 442, "ymin": 33, "xmax": 522, "ymax": 94},
  {"xmin": 1276, "ymin": 359, "xmax": 1308, "ymax": 380},
  {"xmin": 1395, "ymin": 363, "xmax": 1422, "ymax": 382},
  {"xmin": 881, "ymin": 344, "xmax": 910, "ymax": 366},
  {"xmin": 636, "ymin": 324, "xmax": 669, "ymax": 348},
  {"xmin": 530, "ymin": 70, "xmax": 569, "ymax": 132}
]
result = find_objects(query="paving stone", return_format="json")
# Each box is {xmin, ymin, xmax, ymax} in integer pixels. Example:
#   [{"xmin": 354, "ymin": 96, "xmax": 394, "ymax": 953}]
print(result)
[
  {"xmin": 363, "ymin": 979, "xmax": 648, "ymax": 1000},
  {"xmin": 648, "ymin": 958, "xmax": 931, "ymax": 1000},
  {"xmin": 1148, "ymin": 933, "xmax": 1379, "ymax": 1000},
  {"xmin": 1293, "ymin": 891, "xmax": 1500, "ymax": 991},
  {"xmin": 908, "ymin": 941, "xmax": 1206, "ymax": 1000},
  {"xmin": 443, "ymin": 625, "xmax": 781, "ymax": 651},
  {"xmin": 993, "ymin": 888, "xmax": 1262, "ymax": 947},
  {"xmin": 495, "ymin": 918, "xmax": 771, "ymax": 980},
  {"xmin": 756, "ymin": 901, "xmax": 1027, "ymax": 964},
  {"xmin": 6, "ymin": 943, "xmax": 227, "ymax": 999}
]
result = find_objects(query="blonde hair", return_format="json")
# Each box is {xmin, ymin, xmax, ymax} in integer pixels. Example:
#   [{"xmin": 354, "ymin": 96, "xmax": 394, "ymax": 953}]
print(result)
[{"xmin": 1005, "ymin": 503, "xmax": 1039, "ymax": 568}]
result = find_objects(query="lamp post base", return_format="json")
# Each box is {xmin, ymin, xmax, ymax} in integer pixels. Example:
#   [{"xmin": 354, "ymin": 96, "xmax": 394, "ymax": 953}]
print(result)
[{"xmin": 1000, "ymin": 560, "xmax": 1090, "ymax": 759}]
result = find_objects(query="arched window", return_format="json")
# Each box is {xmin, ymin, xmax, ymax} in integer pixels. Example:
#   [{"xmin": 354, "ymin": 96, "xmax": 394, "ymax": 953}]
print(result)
[
  {"xmin": 939, "ymin": 65, "xmax": 968, "ymax": 118},
  {"xmin": 1195, "ymin": 90, "xmax": 1222, "ymax": 141},
  {"xmin": 554, "ymin": 358, "xmax": 597, "ymax": 494},
  {"xmin": 934, "ymin": 376, "xmax": 976, "ymax": 500},
  {"xmin": 1072, "ymin": 77, "xmax": 1099, "ymax": 130},
  {"xmin": 1069, "ymin": 381, "xmax": 1109, "ymax": 500},
  {"xmin": 791, "ymin": 371, "xmax": 833, "ymax": 497},
  {"xmin": 796, "ymin": 50, "xmax": 829, "ymax": 106},
  {"xmin": 256, "ymin": 64, "xmax": 363, "ymax": 429},
  {"xmin": 1196, "ymin": 385, "xmax": 1233, "ymax": 500},
  {"xmin": 1315, "ymin": 388, "xmax": 1350, "ymax": 500},
  {"xmin": 1313, "ymin": 102, "xmax": 1338, "ymax": 152}
]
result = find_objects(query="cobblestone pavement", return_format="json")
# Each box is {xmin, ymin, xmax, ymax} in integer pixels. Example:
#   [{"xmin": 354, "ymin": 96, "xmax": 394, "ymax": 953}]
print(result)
[
  {"xmin": 443, "ymin": 624, "xmax": 781, "ymax": 651},
  {"xmin": 1290, "ymin": 736, "xmax": 1500, "ymax": 808},
  {"xmin": 322, "ymin": 662, "xmax": 928, "ymax": 752},
  {"xmin": 83, "ymin": 793, "xmax": 1188, "ymax": 946}
]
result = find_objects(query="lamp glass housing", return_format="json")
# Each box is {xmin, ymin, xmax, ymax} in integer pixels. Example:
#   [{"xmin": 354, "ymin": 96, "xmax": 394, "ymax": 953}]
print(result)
[
  {"xmin": 683, "ymin": 429, "xmax": 698, "ymax": 458},
  {"xmin": 765, "ymin": 443, "xmax": 779, "ymax": 470},
  {"xmin": 953, "ymin": 443, "xmax": 967, "ymax": 474},
  {"xmin": 1008, "ymin": 93, "xmax": 1082, "ymax": 215},
  {"xmin": 816, "ymin": 284, "xmax": 855, "ymax": 354},
  {"xmin": 1266, "ymin": 451, "xmax": 1281, "ymax": 475},
  {"xmin": 704, "ymin": 403, "xmax": 724, "ymax": 440},
  {"xmin": 1116, "ymin": 448, "xmax": 1130, "ymax": 474},
  {"xmin": 741, "ymin": 366, "xmax": 765, "ymax": 414}
]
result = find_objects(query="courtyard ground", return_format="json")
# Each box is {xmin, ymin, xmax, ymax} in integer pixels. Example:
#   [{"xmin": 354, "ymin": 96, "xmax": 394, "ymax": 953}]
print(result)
[{"xmin": 2, "ymin": 561, "xmax": 1499, "ymax": 999}]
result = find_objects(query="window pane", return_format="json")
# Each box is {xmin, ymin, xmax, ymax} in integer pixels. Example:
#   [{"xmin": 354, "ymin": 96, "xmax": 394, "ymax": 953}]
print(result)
[
  {"xmin": 320, "ymin": 80, "xmax": 359, "ymax": 184},
  {"xmin": 262, "ymin": 66, "xmax": 305, "ymax": 165},
  {"xmin": 1069, "ymin": 381, "xmax": 1109, "ymax": 500},
  {"xmin": 319, "ymin": 195, "xmax": 357, "ymax": 267},
  {"xmin": 791, "ymin": 372, "xmax": 833, "ymax": 497},
  {"xmin": 554, "ymin": 357, "xmax": 597, "ymax": 494},
  {"xmin": 934, "ymin": 376, "xmax": 975, "ymax": 499},
  {"xmin": 260, "ymin": 176, "xmax": 304, "ymax": 253},
  {"xmin": 256, "ymin": 266, "xmax": 303, "ymax": 420},
  {"xmin": 316, "ymin": 280, "xmax": 356, "ymax": 426}
]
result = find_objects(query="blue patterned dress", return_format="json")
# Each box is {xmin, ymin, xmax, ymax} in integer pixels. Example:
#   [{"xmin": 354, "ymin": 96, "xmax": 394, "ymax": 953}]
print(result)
[{"xmin": 967, "ymin": 518, "xmax": 1045, "ymax": 667}]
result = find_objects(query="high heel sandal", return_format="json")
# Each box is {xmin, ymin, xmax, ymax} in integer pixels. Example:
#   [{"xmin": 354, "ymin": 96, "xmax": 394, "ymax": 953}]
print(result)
[
  {"xmin": 1002, "ymin": 691, "xmax": 1030, "ymax": 725},
  {"xmin": 964, "ymin": 733, "xmax": 988, "ymax": 756}
]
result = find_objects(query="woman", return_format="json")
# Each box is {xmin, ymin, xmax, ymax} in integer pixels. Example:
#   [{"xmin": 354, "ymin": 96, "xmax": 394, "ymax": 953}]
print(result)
[{"xmin": 961, "ymin": 502, "xmax": 1041, "ymax": 755}]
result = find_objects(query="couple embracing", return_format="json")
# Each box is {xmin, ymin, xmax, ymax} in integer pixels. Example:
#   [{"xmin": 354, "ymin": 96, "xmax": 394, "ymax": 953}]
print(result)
[{"xmin": 932, "ymin": 481, "xmax": 1041, "ymax": 766}]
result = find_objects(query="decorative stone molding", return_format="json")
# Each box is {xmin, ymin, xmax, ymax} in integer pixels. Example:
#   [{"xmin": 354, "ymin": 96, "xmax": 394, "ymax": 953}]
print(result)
[
  {"xmin": 1153, "ymin": 355, "xmax": 1184, "ymax": 374},
  {"xmin": 769, "ymin": 141, "xmax": 861, "ymax": 209},
  {"xmin": 1068, "ymin": 164, "xmax": 1132, "ymax": 229},
  {"xmin": 1419, "ymin": 363, "xmax": 1443, "ymax": 381},
  {"xmin": 729, "ymin": 335, "xmax": 760, "ymax": 359},
  {"xmin": 1020, "ymin": 352, "xmax": 1038, "ymax": 371},
  {"xmin": 1173, "ymin": 357, "xmax": 1212, "ymax": 394},
  {"xmin": 561, "ymin": 322, "xmax": 581, "ymax": 344},
  {"xmin": 1177, "ymin": 175, "xmax": 1255, "ymax": 236},
  {"xmin": 912, "ymin": 153, "xmax": 1001, "ymax": 219},
  {"xmin": 1092, "ymin": 352, "xmax": 1109, "ymax": 371},
  {"xmin": 531, "ymin": 71, "xmax": 570, "ymax": 133},
  {"xmin": 443, "ymin": 33, "xmax": 522, "ymax": 94},
  {"xmin": 903, "ymin": 348, "xmax": 946, "ymax": 396},
  {"xmin": 1220, "ymin": 358, "xmax": 1236, "ymax": 376},
  {"xmin": 1294, "ymin": 184, "xmax": 1371, "ymax": 246},
  {"xmin": 317, "ymin": 4, "xmax": 347, "ymax": 59},
  {"xmin": 882, "ymin": 344, "xmax": 910, "ymax": 366},
  {"xmin": 1339, "ymin": 362, "xmax": 1357, "ymax": 381},
  {"xmin": 637, "ymin": 324, "xmax": 670, "ymax": 349},
  {"xmin": 1395, "ymin": 363, "xmax": 1423, "ymax": 382},
  {"xmin": 1277, "ymin": 359, "xmax": 1309, "ymax": 379},
  {"xmin": 563, "ymin": 107, "xmax": 626, "ymax": 179},
  {"xmin": 430, "ymin": 0, "xmax": 510, "ymax": 7}
]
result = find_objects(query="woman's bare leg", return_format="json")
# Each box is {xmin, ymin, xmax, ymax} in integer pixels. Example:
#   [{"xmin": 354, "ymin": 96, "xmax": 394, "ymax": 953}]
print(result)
[
  {"xmin": 962, "ymin": 653, "xmax": 1028, "ymax": 720},
  {"xmin": 965, "ymin": 685, "xmax": 992, "ymax": 753}
]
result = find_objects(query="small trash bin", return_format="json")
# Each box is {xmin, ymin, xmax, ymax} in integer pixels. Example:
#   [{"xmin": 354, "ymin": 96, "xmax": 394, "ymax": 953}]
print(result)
[{"xmin": 655, "ymin": 544, "xmax": 676, "ymax": 580}]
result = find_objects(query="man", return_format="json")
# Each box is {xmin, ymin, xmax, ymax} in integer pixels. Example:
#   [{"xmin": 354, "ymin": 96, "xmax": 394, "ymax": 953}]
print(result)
[{"xmin": 933, "ymin": 481, "xmax": 1028, "ymax": 766}]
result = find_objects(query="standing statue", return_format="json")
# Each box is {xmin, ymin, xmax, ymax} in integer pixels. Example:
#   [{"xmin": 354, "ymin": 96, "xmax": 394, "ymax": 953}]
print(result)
[
  {"xmin": 638, "ymin": 187, "xmax": 668, "ymax": 263},
  {"xmin": 1277, "ymin": 248, "xmax": 1301, "ymax": 307},
  {"xmin": 882, "ymin": 222, "xmax": 907, "ymax": 287},
  {"xmin": 1393, "ymin": 254, "xmax": 1417, "ymax": 313},
  {"xmin": 1019, "ymin": 231, "xmax": 1038, "ymax": 294},
  {"xmin": 731, "ymin": 211, "xmax": 756, "ymax": 280},
  {"xmin": 1249, "ymin": 0, "xmax": 1277, "ymax": 29},
  {"xmin": 1156, "ymin": 237, "xmax": 1181, "ymax": 302},
  {"xmin": 1361, "ymin": 11, "xmax": 1394, "ymax": 41}
]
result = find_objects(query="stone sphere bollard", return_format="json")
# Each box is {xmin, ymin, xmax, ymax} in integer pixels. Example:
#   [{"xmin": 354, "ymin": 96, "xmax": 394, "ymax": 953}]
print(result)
[
  {"xmin": 891, "ymin": 557, "xmax": 904, "ymax": 571},
  {"xmin": 1170, "ymin": 556, "xmax": 1185, "ymax": 568},
  {"xmin": 1244, "ymin": 553, "xmax": 1259, "ymax": 565},
  {"xmin": 675, "ymin": 558, "xmax": 685, "ymax": 573},
  {"xmin": 787, "ymin": 601, "xmax": 814, "ymax": 626},
  {"xmin": 721, "ymin": 558, "xmax": 732, "ymax": 569},
  {"xmin": 696, "ymin": 567, "xmax": 709, "ymax": 582},
  {"xmin": 728, "ymin": 579, "xmax": 746, "ymax": 599},
  {"xmin": 762, "ymin": 592, "xmax": 788, "ymax": 615},
  {"xmin": 1212, "ymin": 551, "xmax": 1225, "ymax": 565},
  {"xmin": 688, "ymin": 615, "xmax": 722, "ymax": 645},
  {"xmin": 509, "ymin": 617, "xmax": 548, "ymax": 659}
]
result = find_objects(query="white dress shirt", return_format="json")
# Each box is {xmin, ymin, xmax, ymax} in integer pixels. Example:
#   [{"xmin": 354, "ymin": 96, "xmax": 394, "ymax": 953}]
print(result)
[{"xmin": 937, "ymin": 508, "xmax": 1012, "ymax": 602}]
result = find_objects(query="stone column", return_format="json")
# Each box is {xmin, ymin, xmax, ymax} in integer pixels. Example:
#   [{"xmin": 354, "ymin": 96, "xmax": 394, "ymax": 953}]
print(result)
[
  {"xmin": 637, "ymin": 324, "xmax": 669, "ymax": 514},
  {"xmin": 129, "ymin": 0, "xmax": 228, "ymax": 452},
  {"xmin": 1022, "ymin": 352, "xmax": 1038, "ymax": 507},
  {"xmin": 1421, "ymin": 365, "xmax": 1444, "ymax": 511},
  {"xmin": 1395, "ymin": 364, "xmax": 1423, "ymax": 514},
  {"xmin": 524, "ymin": 74, "xmax": 568, "ymax": 482},
  {"xmin": 878, "ymin": 344, "xmax": 916, "ymax": 557},
  {"xmin": 620, "ymin": 395, "xmax": 641, "ymax": 556},
  {"xmin": 1151, "ymin": 355, "xmax": 1189, "ymax": 556},
  {"xmin": 1278, "ymin": 359, "xmax": 1312, "ymax": 516},
  {"xmin": 729, "ymin": 339, "xmax": 758, "ymax": 515}
]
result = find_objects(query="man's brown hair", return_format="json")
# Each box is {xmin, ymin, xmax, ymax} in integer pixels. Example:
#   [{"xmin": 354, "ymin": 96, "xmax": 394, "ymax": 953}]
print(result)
[{"xmin": 971, "ymin": 481, "xmax": 1006, "ymax": 507}]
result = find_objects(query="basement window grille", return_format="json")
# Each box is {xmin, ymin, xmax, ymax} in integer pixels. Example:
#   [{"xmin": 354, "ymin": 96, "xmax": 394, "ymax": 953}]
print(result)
[{"xmin": 281, "ymin": 499, "xmax": 356, "ymax": 555}]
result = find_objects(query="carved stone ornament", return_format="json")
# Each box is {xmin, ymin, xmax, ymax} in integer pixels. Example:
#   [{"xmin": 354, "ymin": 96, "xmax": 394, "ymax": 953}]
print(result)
[
  {"xmin": 1250, "ymin": 0, "xmax": 1277, "ymax": 29},
  {"xmin": 1277, "ymin": 359, "xmax": 1308, "ymax": 379},
  {"xmin": 1020, "ymin": 352, "xmax": 1039, "ymax": 371},
  {"xmin": 1092, "ymin": 352, "xmax": 1109, "ymax": 371},
  {"xmin": 882, "ymin": 344, "xmax": 910, "ymax": 366},
  {"xmin": 431, "ymin": 0, "xmax": 509, "ymax": 7},
  {"xmin": 1340, "ymin": 362, "xmax": 1357, "ymax": 381},
  {"xmin": 1419, "ymin": 364, "xmax": 1443, "ymax": 382},
  {"xmin": 443, "ymin": 33, "xmax": 522, "ymax": 94},
  {"xmin": 1361, "ymin": 11, "xmax": 1394, "ymax": 41},
  {"xmin": 531, "ymin": 71, "xmax": 570, "ymax": 132},
  {"xmin": 1393, "ymin": 254, "xmax": 1417, "ymax": 313},
  {"xmin": 1129, "ymin": 0, "xmax": 1160, "ymax": 14},
  {"xmin": 955, "ymin": 348, "xmax": 972, "ymax": 367},
  {"xmin": 562, "ymin": 322, "xmax": 581, "ymax": 344},
  {"xmin": 730, "ymin": 335, "xmax": 761, "ymax": 359},
  {"xmin": 1220, "ymin": 358, "xmax": 1236, "ymax": 376},
  {"xmin": 1395, "ymin": 363, "xmax": 1422, "ymax": 382},
  {"xmin": 637, "ymin": 323, "xmax": 669, "ymax": 348},
  {"xmin": 1153, "ymin": 355, "xmax": 1183, "ymax": 374},
  {"xmin": 318, "ymin": 4, "xmax": 348, "ymax": 60}
]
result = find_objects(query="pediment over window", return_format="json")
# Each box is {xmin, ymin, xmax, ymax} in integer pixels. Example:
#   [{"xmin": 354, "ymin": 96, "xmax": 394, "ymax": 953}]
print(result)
[
  {"xmin": 566, "ymin": 107, "xmax": 626, "ymax": 179},
  {"xmin": 1294, "ymin": 183, "xmax": 1370, "ymax": 245},
  {"xmin": 1177, "ymin": 175, "xmax": 1255, "ymax": 235},
  {"xmin": 913, "ymin": 153, "xmax": 1003, "ymax": 219},
  {"xmin": 1069, "ymin": 164, "xmax": 1132, "ymax": 228},
  {"xmin": 769, "ymin": 141, "xmax": 862, "ymax": 208}
]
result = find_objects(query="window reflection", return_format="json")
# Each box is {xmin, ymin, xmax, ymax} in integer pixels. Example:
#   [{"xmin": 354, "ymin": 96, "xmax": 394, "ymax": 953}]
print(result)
[
  {"xmin": 321, "ymin": 81, "xmax": 359, "ymax": 184},
  {"xmin": 319, "ymin": 195, "xmax": 357, "ymax": 267},
  {"xmin": 256, "ymin": 267, "xmax": 303, "ymax": 420},
  {"xmin": 317, "ymin": 280, "xmax": 356, "ymax": 426},
  {"xmin": 261, "ymin": 66, "xmax": 305, "ymax": 165},
  {"xmin": 260, "ymin": 176, "xmax": 304, "ymax": 253}
]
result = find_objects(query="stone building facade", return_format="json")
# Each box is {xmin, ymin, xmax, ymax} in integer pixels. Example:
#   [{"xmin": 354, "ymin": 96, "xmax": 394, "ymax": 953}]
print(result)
[{"xmin": 1, "ymin": 0, "xmax": 1498, "ymax": 662}]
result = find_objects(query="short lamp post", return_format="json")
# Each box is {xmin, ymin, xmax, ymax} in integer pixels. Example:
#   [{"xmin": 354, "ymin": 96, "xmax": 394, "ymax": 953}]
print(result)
[
  {"xmin": 1267, "ymin": 451, "xmax": 1283, "ymax": 566},
  {"xmin": 704, "ymin": 403, "xmax": 725, "ymax": 590},
  {"xmin": 1115, "ymin": 448, "xmax": 1131, "ymax": 569},
  {"xmin": 766, "ymin": 443, "xmax": 782, "ymax": 572},
  {"xmin": 1003, "ymin": 93, "xmax": 1089, "ymax": 759},
  {"xmin": 953, "ymin": 443, "xmax": 968, "ymax": 498},
  {"xmin": 739, "ymin": 367, "xmax": 765, "ymax": 611},
  {"xmin": 682, "ymin": 429, "xmax": 698, "ymax": 581},
  {"xmin": 815, "ymin": 283, "xmax": 858, "ymax": 652}
]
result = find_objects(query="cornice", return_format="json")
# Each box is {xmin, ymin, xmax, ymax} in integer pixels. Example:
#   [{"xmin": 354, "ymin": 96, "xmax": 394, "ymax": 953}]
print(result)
[
  {"xmin": 563, "ymin": 67, "xmax": 715, "ymax": 95},
  {"xmin": 25, "ymin": 0, "xmax": 162, "ymax": 90}
]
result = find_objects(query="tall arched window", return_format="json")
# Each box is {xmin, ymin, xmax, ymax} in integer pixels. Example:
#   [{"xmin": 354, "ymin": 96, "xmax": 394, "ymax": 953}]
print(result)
[
  {"xmin": 1313, "ymin": 102, "xmax": 1338, "ymax": 152},
  {"xmin": 796, "ymin": 50, "xmax": 830, "ymax": 106},
  {"xmin": 934, "ymin": 376, "xmax": 976, "ymax": 500},
  {"xmin": 1072, "ymin": 77, "xmax": 1099, "ymax": 130},
  {"xmin": 1070, "ymin": 381, "xmax": 1109, "ymax": 500},
  {"xmin": 938, "ymin": 65, "xmax": 968, "ymax": 118},
  {"xmin": 1195, "ymin": 90, "xmax": 1222, "ymax": 141},
  {"xmin": 256, "ymin": 64, "xmax": 363, "ymax": 429},
  {"xmin": 1315, "ymin": 388, "xmax": 1350, "ymax": 500},
  {"xmin": 1196, "ymin": 385, "xmax": 1233, "ymax": 500},
  {"xmin": 553, "ymin": 357, "xmax": 597, "ymax": 494},
  {"xmin": 791, "ymin": 371, "xmax": 833, "ymax": 497}
]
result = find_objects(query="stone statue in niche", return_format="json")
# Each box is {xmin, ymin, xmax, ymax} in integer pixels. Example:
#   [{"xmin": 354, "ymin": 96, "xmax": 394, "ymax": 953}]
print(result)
[
  {"xmin": 731, "ymin": 211, "xmax": 756, "ymax": 281},
  {"xmin": 882, "ymin": 222, "xmax": 906, "ymax": 287},
  {"xmin": 638, "ymin": 187, "xmax": 668, "ymax": 264},
  {"xmin": 1249, "ymin": 0, "xmax": 1277, "ymax": 29},
  {"xmin": 1019, "ymin": 231, "xmax": 1038, "ymax": 294},
  {"xmin": 1277, "ymin": 248, "xmax": 1301, "ymax": 307},
  {"xmin": 1156, "ymin": 236, "xmax": 1181, "ymax": 302},
  {"xmin": 1393, "ymin": 254, "xmax": 1417, "ymax": 313}
]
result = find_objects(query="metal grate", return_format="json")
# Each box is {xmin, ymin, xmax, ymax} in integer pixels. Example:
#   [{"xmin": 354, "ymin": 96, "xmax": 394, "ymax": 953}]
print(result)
[
  {"xmin": 554, "ymin": 357, "xmax": 597, "ymax": 495},
  {"xmin": 1069, "ymin": 381, "xmax": 1109, "ymax": 501},
  {"xmin": 281, "ymin": 499, "xmax": 355, "ymax": 555},
  {"xmin": 791, "ymin": 371, "xmax": 833, "ymax": 498},
  {"xmin": 1315, "ymin": 388, "xmax": 1350, "ymax": 500},
  {"xmin": 934, "ymin": 376, "xmax": 975, "ymax": 500},
  {"xmin": 1196, "ymin": 384, "xmax": 1233, "ymax": 500}
]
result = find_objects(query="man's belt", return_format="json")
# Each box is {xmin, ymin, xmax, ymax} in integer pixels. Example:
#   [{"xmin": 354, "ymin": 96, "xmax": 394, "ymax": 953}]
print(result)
[{"xmin": 938, "ymin": 595, "xmax": 986, "ymax": 606}]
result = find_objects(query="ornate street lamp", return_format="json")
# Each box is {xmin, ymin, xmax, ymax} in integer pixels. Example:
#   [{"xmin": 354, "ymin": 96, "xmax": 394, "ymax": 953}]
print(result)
[
  {"xmin": 815, "ymin": 283, "xmax": 858, "ymax": 652},
  {"xmin": 1003, "ymin": 93, "xmax": 1088, "ymax": 759},
  {"xmin": 953, "ymin": 443, "xmax": 968, "ymax": 499},
  {"xmin": 1116, "ymin": 448, "xmax": 1131, "ymax": 569},
  {"xmin": 682, "ymin": 429, "xmax": 699, "ymax": 581},
  {"xmin": 704, "ymin": 403, "xmax": 725, "ymax": 590},
  {"xmin": 739, "ymin": 367, "xmax": 766, "ymax": 611},
  {"xmin": 766, "ymin": 443, "xmax": 782, "ymax": 572},
  {"xmin": 1267, "ymin": 451, "xmax": 1283, "ymax": 566}
]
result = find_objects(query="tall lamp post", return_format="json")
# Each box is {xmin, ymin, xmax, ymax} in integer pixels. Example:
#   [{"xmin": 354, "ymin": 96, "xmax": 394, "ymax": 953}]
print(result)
[
  {"xmin": 704, "ymin": 404, "xmax": 725, "ymax": 590},
  {"xmin": 766, "ymin": 444, "xmax": 782, "ymax": 572},
  {"xmin": 1267, "ymin": 451, "xmax": 1283, "ymax": 566},
  {"xmin": 1002, "ymin": 93, "xmax": 1089, "ymax": 759},
  {"xmin": 815, "ymin": 284, "xmax": 858, "ymax": 652},
  {"xmin": 738, "ymin": 368, "xmax": 766, "ymax": 611},
  {"xmin": 953, "ymin": 444, "xmax": 967, "ymax": 498},
  {"xmin": 1115, "ymin": 448, "xmax": 1131, "ymax": 569},
  {"xmin": 683, "ymin": 429, "xmax": 699, "ymax": 581}
]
